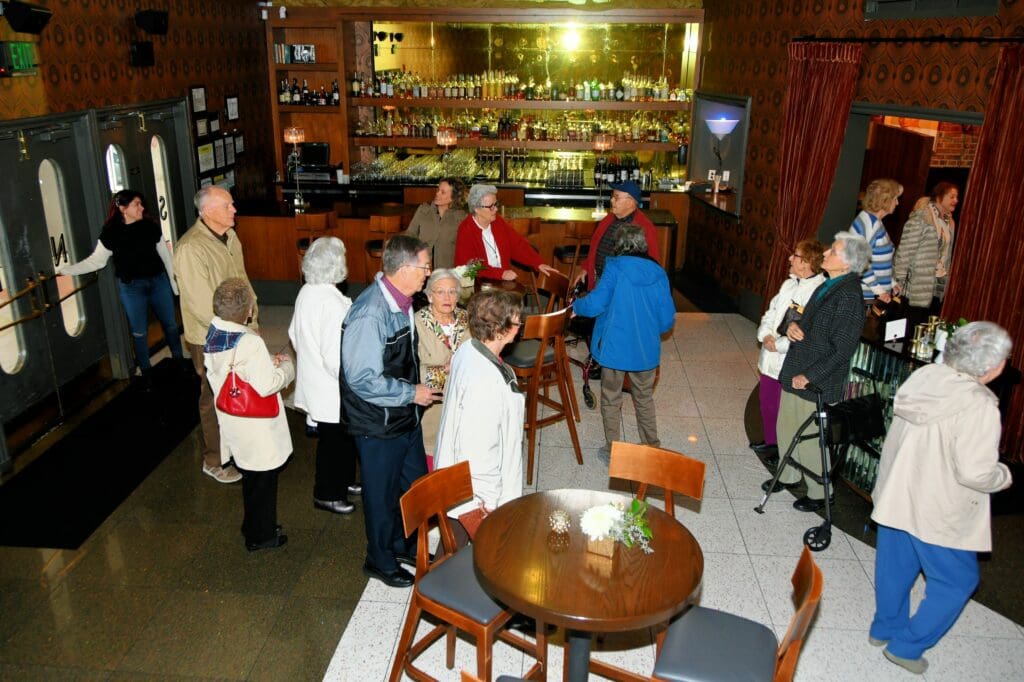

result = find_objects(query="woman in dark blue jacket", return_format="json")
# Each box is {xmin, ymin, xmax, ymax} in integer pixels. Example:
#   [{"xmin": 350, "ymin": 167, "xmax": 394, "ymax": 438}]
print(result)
[{"xmin": 572, "ymin": 225, "xmax": 676, "ymax": 463}]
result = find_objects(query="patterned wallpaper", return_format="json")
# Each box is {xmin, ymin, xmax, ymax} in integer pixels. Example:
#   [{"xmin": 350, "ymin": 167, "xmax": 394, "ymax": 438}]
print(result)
[
  {"xmin": 0, "ymin": 0, "xmax": 272, "ymax": 199},
  {"xmin": 697, "ymin": 0, "xmax": 1024, "ymax": 305}
]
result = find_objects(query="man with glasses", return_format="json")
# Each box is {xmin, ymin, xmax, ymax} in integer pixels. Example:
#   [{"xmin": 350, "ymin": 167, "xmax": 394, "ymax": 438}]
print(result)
[
  {"xmin": 454, "ymin": 183, "xmax": 558, "ymax": 281},
  {"xmin": 340, "ymin": 235, "xmax": 442, "ymax": 587}
]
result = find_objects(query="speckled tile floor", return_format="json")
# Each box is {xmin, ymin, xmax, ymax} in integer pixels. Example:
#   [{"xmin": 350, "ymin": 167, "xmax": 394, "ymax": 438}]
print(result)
[{"xmin": 1, "ymin": 308, "xmax": 1020, "ymax": 681}]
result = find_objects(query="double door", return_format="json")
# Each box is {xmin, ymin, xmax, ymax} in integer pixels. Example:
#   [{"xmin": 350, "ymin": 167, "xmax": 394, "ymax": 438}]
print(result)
[{"xmin": 0, "ymin": 101, "xmax": 196, "ymax": 471}]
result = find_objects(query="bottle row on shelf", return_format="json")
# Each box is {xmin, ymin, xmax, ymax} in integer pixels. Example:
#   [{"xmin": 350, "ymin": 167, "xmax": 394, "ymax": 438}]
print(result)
[
  {"xmin": 351, "ymin": 69, "xmax": 692, "ymax": 103},
  {"xmin": 355, "ymin": 110, "xmax": 690, "ymax": 145},
  {"xmin": 278, "ymin": 78, "xmax": 341, "ymax": 107}
]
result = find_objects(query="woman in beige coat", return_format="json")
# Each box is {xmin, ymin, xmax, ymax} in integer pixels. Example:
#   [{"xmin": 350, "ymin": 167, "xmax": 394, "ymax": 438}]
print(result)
[
  {"xmin": 414, "ymin": 268, "xmax": 469, "ymax": 457},
  {"xmin": 869, "ymin": 321, "xmax": 1012, "ymax": 674},
  {"xmin": 205, "ymin": 278, "xmax": 295, "ymax": 551},
  {"xmin": 893, "ymin": 182, "xmax": 959, "ymax": 326}
]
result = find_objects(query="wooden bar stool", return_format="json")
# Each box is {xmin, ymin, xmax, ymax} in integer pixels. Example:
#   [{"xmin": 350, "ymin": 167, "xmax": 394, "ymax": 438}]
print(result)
[
  {"xmin": 363, "ymin": 214, "xmax": 402, "ymax": 282},
  {"xmin": 503, "ymin": 306, "xmax": 583, "ymax": 485},
  {"xmin": 552, "ymin": 220, "xmax": 597, "ymax": 283},
  {"xmin": 295, "ymin": 211, "xmax": 330, "ymax": 283}
]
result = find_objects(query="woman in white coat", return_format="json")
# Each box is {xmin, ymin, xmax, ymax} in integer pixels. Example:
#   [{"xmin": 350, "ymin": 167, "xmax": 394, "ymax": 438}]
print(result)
[
  {"xmin": 205, "ymin": 278, "xmax": 295, "ymax": 551},
  {"xmin": 870, "ymin": 321, "xmax": 1013, "ymax": 674},
  {"xmin": 434, "ymin": 290, "xmax": 525, "ymax": 545},
  {"xmin": 288, "ymin": 237, "xmax": 359, "ymax": 515},
  {"xmin": 752, "ymin": 239, "xmax": 825, "ymax": 459}
]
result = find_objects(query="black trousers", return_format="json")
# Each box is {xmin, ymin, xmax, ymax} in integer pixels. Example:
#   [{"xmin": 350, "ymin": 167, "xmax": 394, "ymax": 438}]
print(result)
[
  {"xmin": 355, "ymin": 428, "xmax": 427, "ymax": 572},
  {"xmin": 237, "ymin": 465, "xmax": 279, "ymax": 544},
  {"xmin": 314, "ymin": 421, "xmax": 358, "ymax": 502}
]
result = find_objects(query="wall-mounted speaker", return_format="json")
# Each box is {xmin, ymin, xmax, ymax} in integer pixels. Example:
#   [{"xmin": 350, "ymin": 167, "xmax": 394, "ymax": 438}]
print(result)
[
  {"xmin": 130, "ymin": 41, "xmax": 155, "ymax": 67},
  {"xmin": 134, "ymin": 9, "xmax": 169, "ymax": 35},
  {"xmin": 1, "ymin": 1, "xmax": 53, "ymax": 34}
]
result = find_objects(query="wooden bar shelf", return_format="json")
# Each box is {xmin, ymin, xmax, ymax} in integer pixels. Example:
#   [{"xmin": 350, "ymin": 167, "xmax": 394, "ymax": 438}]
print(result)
[{"xmin": 349, "ymin": 97, "xmax": 689, "ymax": 112}]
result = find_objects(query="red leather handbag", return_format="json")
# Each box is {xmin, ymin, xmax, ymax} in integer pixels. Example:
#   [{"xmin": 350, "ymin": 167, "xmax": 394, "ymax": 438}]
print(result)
[{"xmin": 215, "ymin": 343, "xmax": 280, "ymax": 418}]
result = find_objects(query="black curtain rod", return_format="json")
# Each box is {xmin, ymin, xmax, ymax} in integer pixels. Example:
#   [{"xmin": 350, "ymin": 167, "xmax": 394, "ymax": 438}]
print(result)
[{"xmin": 793, "ymin": 35, "xmax": 1024, "ymax": 44}]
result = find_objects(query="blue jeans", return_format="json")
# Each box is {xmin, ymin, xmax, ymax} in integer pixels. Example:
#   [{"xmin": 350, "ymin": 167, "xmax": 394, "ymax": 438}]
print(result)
[
  {"xmin": 871, "ymin": 525, "xmax": 979, "ymax": 660},
  {"xmin": 117, "ymin": 273, "xmax": 183, "ymax": 370}
]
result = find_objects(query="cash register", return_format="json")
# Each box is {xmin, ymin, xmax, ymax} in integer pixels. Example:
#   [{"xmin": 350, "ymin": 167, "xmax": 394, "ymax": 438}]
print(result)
[{"xmin": 293, "ymin": 142, "xmax": 335, "ymax": 182}]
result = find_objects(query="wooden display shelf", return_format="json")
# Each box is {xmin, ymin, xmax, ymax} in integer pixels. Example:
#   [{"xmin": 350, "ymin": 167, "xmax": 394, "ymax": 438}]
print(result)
[
  {"xmin": 278, "ymin": 105, "xmax": 342, "ymax": 114},
  {"xmin": 353, "ymin": 136, "xmax": 678, "ymax": 152},
  {"xmin": 349, "ymin": 97, "xmax": 689, "ymax": 112},
  {"xmin": 273, "ymin": 62, "xmax": 340, "ymax": 71}
]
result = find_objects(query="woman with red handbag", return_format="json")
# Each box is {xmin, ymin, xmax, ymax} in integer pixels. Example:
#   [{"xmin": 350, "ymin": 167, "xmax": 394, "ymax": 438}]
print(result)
[{"xmin": 205, "ymin": 278, "xmax": 295, "ymax": 551}]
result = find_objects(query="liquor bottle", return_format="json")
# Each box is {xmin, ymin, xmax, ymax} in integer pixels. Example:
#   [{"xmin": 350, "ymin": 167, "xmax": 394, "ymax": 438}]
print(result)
[
  {"xmin": 351, "ymin": 72, "xmax": 361, "ymax": 98},
  {"xmin": 614, "ymin": 80, "xmax": 625, "ymax": 101},
  {"xmin": 290, "ymin": 78, "xmax": 301, "ymax": 104},
  {"xmin": 332, "ymin": 80, "xmax": 340, "ymax": 106},
  {"xmin": 301, "ymin": 79, "xmax": 310, "ymax": 105},
  {"xmin": 318, "ymin": 85, "xmax": 327, "ymax": 106},
  {"xmin": 279, "ymin": 79, "xmax": 290, "ymax": 105}
]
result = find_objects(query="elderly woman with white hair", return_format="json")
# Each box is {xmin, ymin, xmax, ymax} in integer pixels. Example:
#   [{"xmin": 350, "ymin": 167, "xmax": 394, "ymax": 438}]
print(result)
[
  {"xmin": 288, "ymin": 237, "xmax": 359, "ymax": 515},
  {"xmin": 764, "ymin": 230, "xmax": 870, "ymax": 511},
  {"xmin": 415, "ymin": 268, "xmax": 470, "ymax": 456},
  {"xmin": 454, "ymin": 183, "xmax": 558, "ymax": 281},
  {"xmin": 869, "ymin": 322, "xmax": 1012, "ymax": 675}
]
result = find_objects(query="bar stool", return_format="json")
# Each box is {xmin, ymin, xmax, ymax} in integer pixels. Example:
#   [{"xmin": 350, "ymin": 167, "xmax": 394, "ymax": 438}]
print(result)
[
  {"xmin": 552, "ymin": 220, "xmax": 597, "ymax": 282},
  {"xmin": 295, "ymin": 211, "xmax": 330, "ymax": 283},
  {"xmin": 507, "ymin": 216, "xmax": 541, "ymax": 312},
  {"xmin": 363, "ymin": 214, "xmax": 402, "ymax": 282}
]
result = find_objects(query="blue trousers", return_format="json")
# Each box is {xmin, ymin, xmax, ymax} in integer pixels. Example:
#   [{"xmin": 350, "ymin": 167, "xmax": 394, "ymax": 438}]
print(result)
[
  {"xmin": 117, "ymin": 273, "xmax": 183, "ymax": 370},
  {"xmin": 354, "ymin": 428, "xmax": 428, "ymax": 572},
  {"xmin": 871, "ymin": 525, "xmax": 979, "ymax": 660}
]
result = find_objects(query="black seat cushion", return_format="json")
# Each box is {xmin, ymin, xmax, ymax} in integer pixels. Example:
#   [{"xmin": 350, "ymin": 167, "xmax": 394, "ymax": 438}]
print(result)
[
  {"xmin": 553, "ymin": 244, "xmax": 590, "ymax": 262},
  {"xmin": 417, "ymin": 546, "xmax": 504, "ymax": 625},
  {"xmin": 652, "ymin": 606, "xmax": 778, "ymax": 682},
  {"xmin": 503, "ymin": 339, "xmax": 554, "ymax": 369}
]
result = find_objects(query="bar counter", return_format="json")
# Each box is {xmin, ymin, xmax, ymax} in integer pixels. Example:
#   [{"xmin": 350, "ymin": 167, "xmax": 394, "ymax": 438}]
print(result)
[{"xmin": 235, "ymin": 200, "xmax": 680, "ymax": 285}]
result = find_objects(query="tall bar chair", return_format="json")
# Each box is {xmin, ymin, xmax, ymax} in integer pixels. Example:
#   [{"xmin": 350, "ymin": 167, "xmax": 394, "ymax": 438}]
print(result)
[
  {"xmin": 507, "ymin": 216, "xmax": 542, "ymax": 312},
  {"xmin": 552, "ymin": 220, "xmax": 597, "ymax": 282},
  {"xmin": 504, "ymin": 305, "xmax": 583, "ymax": 485},
  {"xmin": 390, "ymin": 461, "xmax": 546, "ymax": 682},
  {"xmin": 295, "ymin": 211, "xmax": 330, "ymax": 283},
  {"xmin": 363, "ymin": 214, "xmax": 402, "ymax": 282}
]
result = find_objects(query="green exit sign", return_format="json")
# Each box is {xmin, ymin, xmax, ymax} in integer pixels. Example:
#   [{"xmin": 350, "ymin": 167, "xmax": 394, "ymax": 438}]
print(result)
[{"xmin": 0, "ymin": 41, "xmax": 37, "ymax": 76}]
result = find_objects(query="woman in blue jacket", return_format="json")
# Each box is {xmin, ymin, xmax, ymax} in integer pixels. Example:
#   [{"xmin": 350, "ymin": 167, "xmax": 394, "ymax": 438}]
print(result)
[{"xmin": 572, "ymin": 225, "xmax": 676, "ymax": 463}]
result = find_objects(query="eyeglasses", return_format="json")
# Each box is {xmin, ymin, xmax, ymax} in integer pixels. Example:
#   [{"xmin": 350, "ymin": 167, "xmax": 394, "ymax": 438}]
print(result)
[
  {"xmin": 407, "ymin": 264, "xmax": 432, "ymax": 272},
  {"xmin": 479, "ymin": 202, "xmax": 500, "ymax": 210},
  {"xmin": 431, "ymin": 288, "xmax": 459, "ymax": 297}
]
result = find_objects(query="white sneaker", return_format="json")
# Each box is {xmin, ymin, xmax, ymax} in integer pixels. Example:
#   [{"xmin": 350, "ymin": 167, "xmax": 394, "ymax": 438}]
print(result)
[{"xmin": 203, "ymin": 463, "xmax": 242, "ymax": 483}]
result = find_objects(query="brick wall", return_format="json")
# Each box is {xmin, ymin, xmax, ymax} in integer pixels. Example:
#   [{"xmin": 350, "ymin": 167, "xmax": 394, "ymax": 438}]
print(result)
[{"xmin": 931, "ymin": 122, "xmax": 980, "ymax": 168}]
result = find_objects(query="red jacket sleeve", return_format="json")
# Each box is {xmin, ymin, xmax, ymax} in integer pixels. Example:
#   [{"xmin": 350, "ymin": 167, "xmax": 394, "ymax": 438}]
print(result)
[{"xmin": 495, "ymin": 217, "xmax": 543, "ymax": 271}]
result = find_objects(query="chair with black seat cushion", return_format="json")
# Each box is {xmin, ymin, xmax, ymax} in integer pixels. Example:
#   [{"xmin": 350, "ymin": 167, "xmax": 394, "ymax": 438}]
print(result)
[
  {"xmin": 363, "ymin": 214, "xmax": 402, "ymax": 283},
  {"xmin": 504, "ymin": 304, "xmax": 583, "ymax": 486},
  {"xmin": 389, "ymin": 461, "xmax": 546, "ymax": 682},
  {"xmin": 552, "ymin": 220, "xmax": 597, "ymax": 282},
  {"xmin": 652, "ymin": 545, "xmax": 823, "ymax": 682}
]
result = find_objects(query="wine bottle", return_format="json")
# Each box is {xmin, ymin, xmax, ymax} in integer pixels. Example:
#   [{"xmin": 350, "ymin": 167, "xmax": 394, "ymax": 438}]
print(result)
[{"xmin": 291, "ymin": 78, "xmax": 301, "ymax": 104}]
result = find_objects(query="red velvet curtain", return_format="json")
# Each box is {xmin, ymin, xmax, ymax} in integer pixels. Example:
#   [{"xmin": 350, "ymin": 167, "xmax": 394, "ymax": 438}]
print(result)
[
  {"xmin": 764, "ymin": 43, "xmax": 865, "ymax": 301},
  {"xmin": 942, "ymin": 46, "xmax": 1024, "ymax": 461}
]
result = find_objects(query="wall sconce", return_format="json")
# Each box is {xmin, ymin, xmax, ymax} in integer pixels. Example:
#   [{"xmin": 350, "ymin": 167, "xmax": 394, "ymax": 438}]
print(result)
[
  {"xmin": 0, "ymin": 1, "xmax": 53, "ymax": 35},
  {"xmin": 592, "ymin": 133, "xmax": 614, "ymax": 216},
  {"xmin": 284, "ymin": 126, "xmax": 305, "ymax": 213},
  {"xmin": 705, "ymin": 117, "xmax": 739, "ymax": 174}
]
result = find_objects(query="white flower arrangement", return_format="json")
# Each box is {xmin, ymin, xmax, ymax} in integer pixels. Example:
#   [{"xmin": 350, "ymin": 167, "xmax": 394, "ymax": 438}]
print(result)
[{"xmin": 580, "ymin": 499, "xmax": 654, "ymax": 554}]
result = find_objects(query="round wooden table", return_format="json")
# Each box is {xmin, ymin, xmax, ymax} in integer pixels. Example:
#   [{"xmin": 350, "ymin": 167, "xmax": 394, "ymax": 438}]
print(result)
[{"xmin": 473, "ymin": 489, "xmax": 704, "ymax": 681}]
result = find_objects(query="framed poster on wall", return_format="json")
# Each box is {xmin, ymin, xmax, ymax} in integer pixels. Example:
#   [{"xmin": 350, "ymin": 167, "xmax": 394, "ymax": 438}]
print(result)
[{"xmin": 189, "ymin": 85, "xmax": 207, "ymax": 114}]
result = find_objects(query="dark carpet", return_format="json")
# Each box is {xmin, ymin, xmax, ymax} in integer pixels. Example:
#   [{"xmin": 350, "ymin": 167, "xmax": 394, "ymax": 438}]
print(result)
[
  {"xmin": 0, "ymin": 358, "xmax": 199, "ymax": 549},
  {"xmin": 743, "ymin": 385, "xmax": 1024, "ymax": 625}
]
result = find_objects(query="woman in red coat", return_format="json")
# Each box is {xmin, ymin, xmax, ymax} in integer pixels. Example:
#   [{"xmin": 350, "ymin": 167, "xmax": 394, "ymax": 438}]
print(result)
[{"xmin": 454, "ymin": 183, "xmax": 558, "ymax": 281}]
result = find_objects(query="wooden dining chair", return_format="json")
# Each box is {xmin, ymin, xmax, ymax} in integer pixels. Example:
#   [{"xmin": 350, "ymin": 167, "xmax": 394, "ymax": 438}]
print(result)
[
  {"xmin": 552, "ymin": 220, "xmax": 597, "ymax": 283},
  {"xmin": 608, "ymin": 442, "xmax": 706, "ymax": 518},
  {"xmin": 504, "ymin": 307, "xmax": 583, "ymax": 485},
  {"xmin": 652, "ymin": 545, "xmax": 824, "ymax": 682},
  {"xmin": 390, "ymin": 461, "xmax": 546, "ymax": 682},
  {"xmin": 363, "ymin": 214, "xmax": 402, "ymax": 282}
]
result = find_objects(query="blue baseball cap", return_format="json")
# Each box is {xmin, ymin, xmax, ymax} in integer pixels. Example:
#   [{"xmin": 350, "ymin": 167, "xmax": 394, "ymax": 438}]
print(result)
[{"xmin": 609, "ymin": 180, "xmax": 642, "ymax": 205}]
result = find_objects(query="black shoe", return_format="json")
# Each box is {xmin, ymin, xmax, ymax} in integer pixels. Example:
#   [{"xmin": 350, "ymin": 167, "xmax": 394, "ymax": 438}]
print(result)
[
  {"xmin": 246, "ymin": 533, "xmax": 288, "ymax": 552},
  {"xmin": 314, "ymin": 498, "xmax": 355, "ymax": 515},
  {"xmin": 347, "ymin": 483, "xmax": 362, "ymax": 496},
  {"xmin": 394, "ymin": 550, "xmax": 434, "ymax": 567},
  {"xmin": 752, "ymin": 443, "xmax": 779, "ymax": 455},
  {"xmin": 749, "ymin": 440, "xmax": 766, "ymax": 449},
  {"xmin": 761, "ymin": 478, "xmax": 800, "ymax": 493},
  {"xmin": 362, "ymin": 561, "xmax": 414, "ymax": 588},
  {"xmin": 793, "ymin": 496, "xmax": 834, "ymax": 512}
]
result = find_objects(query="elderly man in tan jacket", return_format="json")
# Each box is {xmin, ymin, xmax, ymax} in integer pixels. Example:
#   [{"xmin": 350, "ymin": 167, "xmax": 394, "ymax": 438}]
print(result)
[
  {"xmin": 174, "ymin": 186, "xmax": 258, "ymax": 484},
  {"xmin": 869, "ymin": 321, "xmax": 1013, "ymax": 675}
]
